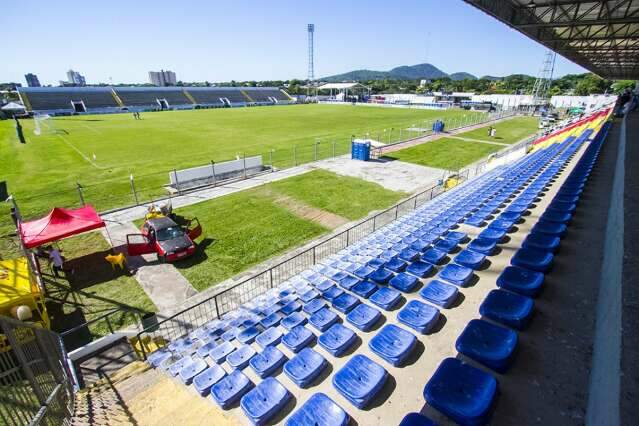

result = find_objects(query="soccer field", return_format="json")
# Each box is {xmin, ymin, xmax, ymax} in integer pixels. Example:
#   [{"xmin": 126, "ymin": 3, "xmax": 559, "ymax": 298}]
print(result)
[{"xmin": 0, "ymin": 104, "xmax": 484, "ymax": 231}]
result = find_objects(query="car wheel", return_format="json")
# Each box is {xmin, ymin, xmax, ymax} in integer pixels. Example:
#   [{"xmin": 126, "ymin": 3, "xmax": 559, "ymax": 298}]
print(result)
[{"xmin": 158, "ymin": 255, "xmax": 167, "ymax": 263}]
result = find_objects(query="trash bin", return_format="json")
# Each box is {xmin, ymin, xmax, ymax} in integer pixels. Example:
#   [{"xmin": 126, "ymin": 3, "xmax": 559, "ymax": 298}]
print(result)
[{"xmin": 141, "ymin": 312, "xmax": 159, "ymax": 332}]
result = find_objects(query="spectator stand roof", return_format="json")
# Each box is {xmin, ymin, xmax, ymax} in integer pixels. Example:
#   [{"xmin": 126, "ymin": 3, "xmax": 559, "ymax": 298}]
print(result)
[
  {"xmin": 317, "ymin": 82, "xmax": 371, "ymax": 98},
  {"xmin": 464, "ymin": 0, "xmax": 639, "ymax": 79}
]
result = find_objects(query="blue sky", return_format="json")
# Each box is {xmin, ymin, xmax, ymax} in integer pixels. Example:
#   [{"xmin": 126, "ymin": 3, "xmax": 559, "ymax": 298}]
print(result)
[{"xmin": 5, "ymin": 0, "xmax": 587, "ymax": 86}]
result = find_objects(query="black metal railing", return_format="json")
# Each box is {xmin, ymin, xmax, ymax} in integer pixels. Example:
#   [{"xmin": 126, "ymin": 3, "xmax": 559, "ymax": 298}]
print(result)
[
  {"xmin": 0, "ymin": 316, "xmax": 75, "ymax": 425},
  {"xmin": 133, "ymin": 182, "xmax": 449, "ymax": 359}
]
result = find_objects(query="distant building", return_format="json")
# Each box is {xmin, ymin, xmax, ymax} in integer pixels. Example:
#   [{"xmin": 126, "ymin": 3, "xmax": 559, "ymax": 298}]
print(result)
[
  {"xmin": 149, "ymin": 70, "xmax": 177, "ymax": 86},
  {"xmin": 25, "ymin": 73, "xmax": 41, "ymax": 87},
  {"xmin": 66, "ymin": 69, "xmax": 86, "ymax": 86},
  {"xmin": 420, "ymin": 79, "xmax": 432, "ymax": 87}
]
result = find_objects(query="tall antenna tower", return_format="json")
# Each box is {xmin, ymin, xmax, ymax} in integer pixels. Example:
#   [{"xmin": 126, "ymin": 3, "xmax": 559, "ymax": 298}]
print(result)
[
  {"xmin": 531, "ymin": 50, "xmax": 556, "ymax": 103},
  {"xmin": 307, "ymin": 24, "xmax": 315, "ymax": 96}
]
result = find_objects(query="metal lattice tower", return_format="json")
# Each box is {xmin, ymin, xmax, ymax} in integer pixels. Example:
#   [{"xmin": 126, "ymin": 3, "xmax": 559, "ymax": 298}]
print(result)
[
  {"xmin": 531, "ymin": 50, "xmax": 556, "ymax": 103},
  {"xmin": 307, "ymin": 24, "xmax": 315, "ymax": 96}
]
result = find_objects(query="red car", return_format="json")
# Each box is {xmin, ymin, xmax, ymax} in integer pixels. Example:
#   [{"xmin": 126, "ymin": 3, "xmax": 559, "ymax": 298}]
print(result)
[{"xmin": 126, "ymin": 216, "xmax": 202, "ymax": 262}]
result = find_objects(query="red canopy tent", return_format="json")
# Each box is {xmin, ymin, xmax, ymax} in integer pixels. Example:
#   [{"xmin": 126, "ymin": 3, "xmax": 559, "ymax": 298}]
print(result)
[{"xmin": 18, "ymin": 205, "xmax": 105, "ymax": 249}]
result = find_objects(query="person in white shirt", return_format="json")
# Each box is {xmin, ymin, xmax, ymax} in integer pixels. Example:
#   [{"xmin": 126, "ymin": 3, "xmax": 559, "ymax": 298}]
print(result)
[{"xmin": 49, "ymin": 248, "xmax": 65, "ymax": 278}]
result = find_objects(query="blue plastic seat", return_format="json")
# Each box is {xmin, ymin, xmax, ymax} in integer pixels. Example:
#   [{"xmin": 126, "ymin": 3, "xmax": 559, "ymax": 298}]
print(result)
[
  {"xmin": 211, "ymin": 370, "xmax": 253, "ymax": 409},
  {"xmin": 399, "ymin": 413, "xmax": 437, "ymax": 426},
  {"xmin": 522, "ymin": 232, "xmax": 560, "ymax": 252},
  {"xmin": 531, "ymin": 219, "xmax": 567, "ymax": 237},
  {"xmin": 309, "ymin": 307, "xmax": 339, "ymax": 332},
  {"xmin": 261, "ymin": 303, "xmax": 281, "ymax": 317},
  {"xmin": 389, "ymin": 272, "xmax": 419, "ymax": 292},
  {"xmin": 332, "ymin": 293, "xmax": 360, "ymax": 313},
  {"xmin": 489, "ymin": 218, "xmax": 515, "ymax": 232},
  {"xmin": 411, "ymin": 238, "xmax": 432, "ymax": 252},
  {"xmin": 300, "ymin": 289, "xmax": 320, "ymax": 303},
  {"xmin": 541, "ymin": 209, "xmax": 572, "ymax": 223},
  {"xmin": 222, "ymin": 328, "xmax": 239, "ymax": 342},
  {"xmin": 196, "ymin": 341, "xmax": 218, "ymax": 358},
  {"xmin": 237, "ymin": 326, "xmax": 260, "ymax": 345},
  {"xmin": 282, "ymin": 311, "xmax": 308, "ymax": 330},
  {"xmin": 497, "ymin": 265, "xmax": 544, "ymax": 297},
  {"xmin": 369, "ymin": 324, "xmax": 417, "ymax": 366},
  {"xmin": 193, "ymin": 364, "xmax": 227, "ymax": 396},
  {"xmin": 454, "ymin": 249, "xmax": 486, "ymax": 270},
  {"xmin": 338, "ymin": 275, "xmax": 360, "ymax": 290},
  {"xmin": 319, "ymin": 323, "xmax": 357, "ymax": 356},
  {"xmin": 369, "ymin": 268, "xmax": 394, "ymax": 284},
  {"xmin": 385, "ymin": 257, "xmax": 408, "ymax": 272},
  {"xmin": 456, "ymin": 319, "xmax": 518, "ymax": 373},
  {"xmin": 423, "ymin": 358, "xmax": 497, "ymax": 425},
  {"xmin": 420, "ymin": 279, "xmax": 459, "ymax": 308},
  {"xmin": 480, "ymin": 289, "xmax": 534, "ymax": 330},
  {"xmin": 478, "ymin": 227, "xmax": 506, "ymax": 242},
  {"xmin": 241, "ymin": 377, "xmax": 290, "ymax": 425},
  {"xmin": 315, "ymin": 279, "xmax": 335, "ymax": 292},
  {"xmin": 281, "ymin": 300, "xmax": 303, "ymax": 315},
  {"xmin": 434, "ymin": 238, "xmax": 458, "ymax": 253},
  {"xmin": 148, "ymin": 348, "xmax": 173, "ymax": 368},
  {"xmin": 367, "ymin": 258, "xmax": 386, "ymax": 269},
  {"xmin": 549, "ymin": 200, "xmax": 576, "ymax": 213},
  {"xmin": 370, "ymin": 287, "xmax": 402, "ymax": 310},
  {"xmin": 398, "ymin": 300, "xmax": 440, "ymax": 334},
  {"xmin": 210, "ymin": 341, "xmax": 235, "ymax": 363},
  {"xmin": 352, "ymin": 280, "xmax": 378, "ymax": 298},
  {"xmin": 303, "ymin": 298, "xmax": 327, "ymax": 315},
  {"xmin": 421, "ymin": 248, "xmax": 447, "ymax": 265},
  {"xmin": 354, "ymin": 265, "xmax": 376, "ymax": 279},
  {"xmin": 467, "ymin": 237, "xmax": 497, "ymax": 256},
  {"xmin": 446, "ymin": 231, "xmax": 467, "ymax": 244},
  {"xmin": 346, "ymin": 303, "xmax": 382, "ymax": 331},
  {"xmin": 333, "ymin": 354, "xmax": 388, "ymax": 409},
  {"xmin": 323, "ymin": 286, "xmax": 345, "ymax": 301},
  {"xmin": 179, "ymin": 357, "xmax": 207, "ymax": 384},
  {"xmin": 511, "ymin": 247, "xmax": 553, "ymax": 272},
  {"xmin": 260, "ymin": 312, "xmax": 283, "ymax": 328},
  {"xmin": 249, "ymin": 346, "xmax": 286, "ymax": 378},
  {"xmin": 406, "ymin": 260, "xmax": 434, "ymax": 278},
  {"xmin": 399, "ymin": 248, "xmax": 421, "ymax": 262},
  {"xmin": 284, "ymin": 347, "xmax": 327, "ymax": 388},
  {"xmin": 465, "ymin": 215, "xmax": 486, "ymax": 227},
  {"xmin": 499, "ymin": 211, "xmax": 522, "ymax": 222},
  {"xmin": 227, "ymin": 345, "xmax": 256, "ymax": 370},
  {"xmin": 439, "ymin": 263, "xmax": 473, "ymax": 287},
  {"xmin": 282, "ymin": 326, "xmax": 315, "ymax": 353},
  {"xmin": 255, "ymin": 327, "xmax": 282, "ymax": 348},
  {"xmin": 285, "ymin": 392, "xmax": 349, "ymax": 426}
]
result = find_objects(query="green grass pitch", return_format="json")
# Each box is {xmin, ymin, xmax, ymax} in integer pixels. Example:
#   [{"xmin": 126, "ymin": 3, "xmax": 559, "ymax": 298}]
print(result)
[{"xmin": 0, "ymin": 104, "xmax": 485, "ymax": 232}]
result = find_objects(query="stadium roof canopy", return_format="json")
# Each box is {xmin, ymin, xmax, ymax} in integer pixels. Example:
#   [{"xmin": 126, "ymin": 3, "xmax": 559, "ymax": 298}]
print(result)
[{"xmin": 464, "ymin": 0, "xmax": 639, "ymax": 79}]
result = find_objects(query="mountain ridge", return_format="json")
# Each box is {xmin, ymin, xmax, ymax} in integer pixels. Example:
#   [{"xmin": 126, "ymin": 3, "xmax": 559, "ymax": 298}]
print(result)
[{"xmin": 322, "ymin": 63, "xmax": 478, "ymax": 82}]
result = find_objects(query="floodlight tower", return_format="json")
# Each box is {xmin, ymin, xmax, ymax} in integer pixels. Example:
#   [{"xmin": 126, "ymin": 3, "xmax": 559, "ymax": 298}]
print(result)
[
  {"xmin": 307, "ymin": 24, "xmax": 315, "ymax": 97},
  {"xmin": 531, "ymin": 50, "xmax": 556, "ymax": 104}
]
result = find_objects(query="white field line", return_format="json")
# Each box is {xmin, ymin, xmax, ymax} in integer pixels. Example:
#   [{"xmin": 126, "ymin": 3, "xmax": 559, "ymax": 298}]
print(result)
[{"xmin": 55, "ymin": 133, "xmax": 106, "ymax": 170}]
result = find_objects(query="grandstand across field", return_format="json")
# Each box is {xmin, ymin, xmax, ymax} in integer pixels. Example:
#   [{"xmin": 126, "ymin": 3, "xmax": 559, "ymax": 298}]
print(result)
[{"xmin": 17, "ymin": 86, "xmax": 293, "ymax": 114}]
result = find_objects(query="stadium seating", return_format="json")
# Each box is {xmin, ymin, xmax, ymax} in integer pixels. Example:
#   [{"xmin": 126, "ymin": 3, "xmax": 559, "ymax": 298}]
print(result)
[
  {"xmin": 143, "ymin": 113, "xmax": 612, "ymax": 426},
  {"xmin": 244, "ymin": 88, "xmax": 290, "ymax": 103},
  {"xmin": 19, "ymin": 87, "xmax": 119, "ymax": 113},
  {"xmin": 114, "ymin": 87, "xmax": 192, "ymax": 108},
  {"xmin": 186, "ymin": 87, "xmax": 249, "ymax": 106}
]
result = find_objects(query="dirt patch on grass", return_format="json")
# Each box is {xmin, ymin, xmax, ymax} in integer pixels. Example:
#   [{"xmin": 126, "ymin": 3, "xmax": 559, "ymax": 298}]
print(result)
[{"xmin": 256, "ymin": 186, "xmax": 349, "ymax": 229}]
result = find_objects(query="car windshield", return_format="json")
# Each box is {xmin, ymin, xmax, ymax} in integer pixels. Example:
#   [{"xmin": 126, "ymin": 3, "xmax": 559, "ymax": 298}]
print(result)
[{"xmin": 155, "ymin": 226, "xmax": 184, "ymax": 241}]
